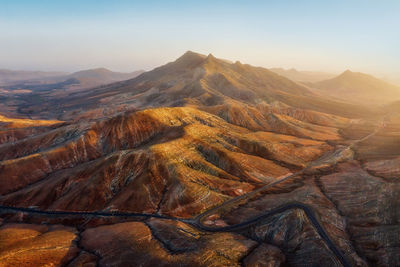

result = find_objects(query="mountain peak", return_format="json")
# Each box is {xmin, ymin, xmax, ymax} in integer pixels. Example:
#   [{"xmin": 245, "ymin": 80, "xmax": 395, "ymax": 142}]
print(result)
[
  {"xmin": 173, "ymin": 51, "xmax": 207, "ymax": 68},
  {"xmin": 204, "ymin": 53, "xmax": 219, "ymax": 64},
  {"xmin": 206, "ymin": 53, "xmax": 216, "ymax": 59},
  {"xmin": 342, "ymin": 69, "xmax": 353, "ymax": 75},
  {"xmin": 337, "ymin": 70, "xmax": 366, "ymax": 80},
  {"xmin": 178, "ymin": 51, "xmax": 206, "ymax": 61},
  {"xmin": 338, "ymin": 70, "xmax": 374, "ymax": 81}
]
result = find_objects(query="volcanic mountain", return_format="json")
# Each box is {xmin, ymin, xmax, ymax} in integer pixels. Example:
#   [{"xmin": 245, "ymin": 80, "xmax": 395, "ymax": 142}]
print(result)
[
  {"xmin": 312, "ymin": 70, "xmax": 400, "ymax": 105},
  {"xmin": 43, "ymin": 51, "xmax": 315, "ymax": 118},
  {"xmin": 9, "ymin": 51, "xmax": 374, "ymax": 121},
  {"xmin": 0, "ymin": 51, "xmax": 399, "ymax": 266}
]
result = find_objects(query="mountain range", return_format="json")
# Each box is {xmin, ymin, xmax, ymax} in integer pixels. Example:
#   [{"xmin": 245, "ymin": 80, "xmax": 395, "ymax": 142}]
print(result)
[
  {"xmin": 0, "ymin": 67, "xmax": 144, "ymax": 92},
  {"xmin": 0, "ymin": 51, "xmax": 399, "ymax": 266},
  {"xmin": 0, "ymin": 69, "xmax": 67, "ymax": 84}
]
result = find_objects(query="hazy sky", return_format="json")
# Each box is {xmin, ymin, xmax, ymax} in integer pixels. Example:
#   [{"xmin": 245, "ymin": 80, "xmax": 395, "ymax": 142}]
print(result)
[{"xmin": 0, "ymin": 0, "xmax": 399, "ymax": 75}]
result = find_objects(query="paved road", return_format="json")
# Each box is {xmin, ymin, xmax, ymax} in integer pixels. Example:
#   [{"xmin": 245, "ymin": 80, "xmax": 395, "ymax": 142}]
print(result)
[
  {"xmin": 0, "ymin": 205, "xmax": 185, "ymax": 221},
  {"xmin": 191, "ymin": 202, "xmax": 351, "ymax": 267}
]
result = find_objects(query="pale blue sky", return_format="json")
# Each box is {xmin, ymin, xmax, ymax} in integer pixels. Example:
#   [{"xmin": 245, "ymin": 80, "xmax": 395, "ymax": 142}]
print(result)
[{"xmin": 0, "ymin": 0, "xmax": 399, "ymax": 75}]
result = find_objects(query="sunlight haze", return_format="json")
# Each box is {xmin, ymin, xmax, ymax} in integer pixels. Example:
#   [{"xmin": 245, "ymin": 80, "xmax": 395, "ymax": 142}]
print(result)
[{"xmin": 0, "ymin": 0, "xmax": 399, "ymax": 76}]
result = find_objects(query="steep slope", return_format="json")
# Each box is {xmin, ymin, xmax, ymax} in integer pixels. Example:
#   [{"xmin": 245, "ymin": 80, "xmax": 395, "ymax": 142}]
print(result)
[{"xmin": 312, "ymin": 70, "xmax": 400, "ymax": 105}]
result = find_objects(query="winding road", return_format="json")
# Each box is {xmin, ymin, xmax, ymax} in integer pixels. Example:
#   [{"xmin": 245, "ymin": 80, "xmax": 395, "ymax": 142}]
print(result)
[
  {"xmin": 0, "ymin": 115, "xmax": 388, "ymax": 267},
  {"xmin": 0, "ymin": 202, "xmax": 351, "ymax": 267}
]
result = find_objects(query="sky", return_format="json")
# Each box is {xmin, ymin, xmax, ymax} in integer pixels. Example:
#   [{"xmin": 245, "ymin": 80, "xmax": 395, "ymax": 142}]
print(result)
[{"xmin": 0, "ymin": 0, "xmax": 399, "ymax": 76}]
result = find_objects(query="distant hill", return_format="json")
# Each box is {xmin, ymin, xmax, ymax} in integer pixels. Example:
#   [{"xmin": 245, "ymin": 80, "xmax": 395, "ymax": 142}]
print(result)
[
  {"xmin": 0, "ymin": 68, "xmax": 144, "ymax": 93},
  {"xmin": 64, "ymin": 68, "xmax": 145, "ymax": 87},
  {"xmin": 0, "ymin": 69, "xmax": 66, "ymax": 84},
  {"xmin": 269, "ymin": 68, "xmax": 336, "ymax": 83},
  {"xmin": 312, "ymin": 70, "xmax": 400, "ymax": 105},
  {"xmin": 0, "ymin": 68, "xmax": 144, "ymax": 117}
]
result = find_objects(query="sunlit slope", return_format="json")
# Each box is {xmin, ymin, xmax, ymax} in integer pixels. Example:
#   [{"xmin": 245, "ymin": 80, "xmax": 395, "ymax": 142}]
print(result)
[
  {"xmin": 0, "ymin": 114, "xmax": 63, "ymax": 144},
  {"xmin": 0, "ymin": 107, "xmax": 332, "ymax": 217}
]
